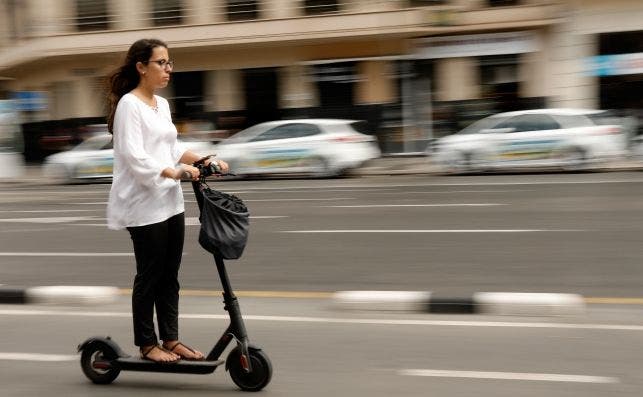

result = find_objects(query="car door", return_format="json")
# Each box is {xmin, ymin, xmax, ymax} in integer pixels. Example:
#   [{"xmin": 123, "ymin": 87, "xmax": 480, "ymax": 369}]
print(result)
[
  {"xmin": 74, "ymin": 137, "xmax": 114, "ymax": 179},
  {"xmin": 489, "ymin": 114, "xmax": 563, "ymax": 165},
  {"xmin": 241, "ymin": 123, "xmax": 323, "ymax": 173}
]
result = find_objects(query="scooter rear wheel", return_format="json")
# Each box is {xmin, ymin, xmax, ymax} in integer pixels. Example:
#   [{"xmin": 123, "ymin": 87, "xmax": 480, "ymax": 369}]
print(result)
[
  {"xmin": 227, "ymin": 347, "xmax": 272, "ymax": 391},
  {"xmin": 80, "ymin": 344, "xmax": 121, "ymax": 384}
]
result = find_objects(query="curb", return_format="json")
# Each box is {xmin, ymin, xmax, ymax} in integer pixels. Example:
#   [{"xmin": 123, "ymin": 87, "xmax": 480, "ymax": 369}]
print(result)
[
  {"xmin": 332, "ymin": 291, "xmax": 586, "ymax": 316},
  {"xmin": 0, "ymin": 286, "xmax": 120, "ymax": 305}
]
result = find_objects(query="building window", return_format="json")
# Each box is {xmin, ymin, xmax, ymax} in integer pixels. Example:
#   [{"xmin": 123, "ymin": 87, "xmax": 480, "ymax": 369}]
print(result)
[
  {"xmin": 6, "ymin": 0, "xmax": 31, "ymax": 39},
  {"xmin": 76, "ymin": 0, "xmax": 110, "ymax": 31},
  {"xmin": 227, "ymin": 0, "xmax": 260, "ymax": 21},
  {"xmin": 303, "ymin": 0, "xmax": 339, "ymax": 16},
  {"xmin": 488, "ymin": 0, "xmax": 519, "ymax": 6},
  {"xmin": 408, "ymin": 0, "xmax": 447, "ymax": 6},
  {"xmin": 153, "ymin": 0, "xmax": 183, "ymax": 26}
]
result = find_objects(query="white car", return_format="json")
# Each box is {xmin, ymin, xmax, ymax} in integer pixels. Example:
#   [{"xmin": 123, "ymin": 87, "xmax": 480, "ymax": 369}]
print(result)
[
  {"xmin": 43, "ymin": 134, "xmax": 216, "ymax": 183},
  {"xmin": 211, "ymin": 119, "xmax": 381, "ymax": 177},
  {"xmin": 433, "ymin": 109, "xmax": 628, "ymax": 173}
]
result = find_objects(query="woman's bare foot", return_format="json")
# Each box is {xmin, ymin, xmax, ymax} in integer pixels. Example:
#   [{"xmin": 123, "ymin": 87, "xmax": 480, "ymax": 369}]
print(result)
[
  {"xmin": 140, "ymin": 345, "xmax": 179, "ymax": 363},
  {"xmin": 162, "ymin": 340, "xmax": 205, "ymax": 360}
]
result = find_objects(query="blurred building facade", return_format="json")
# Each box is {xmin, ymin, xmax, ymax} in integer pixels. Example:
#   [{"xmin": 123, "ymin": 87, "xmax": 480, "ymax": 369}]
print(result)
[{"xmin": 0, "ymin": 0, "xmax": 641, "ymax": 158}]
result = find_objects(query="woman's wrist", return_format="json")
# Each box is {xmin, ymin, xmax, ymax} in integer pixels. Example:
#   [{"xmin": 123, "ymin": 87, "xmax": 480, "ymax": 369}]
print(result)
[{"xmin": 161, "ymin": 167, "xmax": 182, "ymax": 180}]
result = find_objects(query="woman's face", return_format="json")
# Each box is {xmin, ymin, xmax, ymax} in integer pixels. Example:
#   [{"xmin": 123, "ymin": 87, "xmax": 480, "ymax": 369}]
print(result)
[{"xmin": 138, "ymin": 46, "xmax": 173, "ymax": 89}]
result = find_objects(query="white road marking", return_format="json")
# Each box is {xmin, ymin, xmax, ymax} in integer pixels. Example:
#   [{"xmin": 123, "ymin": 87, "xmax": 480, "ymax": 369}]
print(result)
[
  {"xmin": 397, "ymin": 369, "xmax": 619, "ymax": 384},
  {"xmin": 0, "ymin": 216, "xmax": 97, "ymax": 223},
  {"xmin": 244, "ymin": 198, "xmax": 355, "ymax": 202},
  {"xmin": 377, "ymin": 190, "xmax": 534, "ymax": 194},
  {"xmin": 0, "ymin": 252, "xmax": 133, "ymax": 257},
  {"xmin": 0, "ymin": 228, "xmax": 67, "ymax": 233},
  {"xmin": 0, "ymin": 353, "xmax": 78, "ymax": 362},
  {"xmin": 2, "ymin": 309, "xmax": 643, "ymax": 332},
  {"xmin": 282, "ymin": 229, "xmax": 585, "ymax": 233},
  {"xmin": 325, "ymin": 203, "xmax": 506, "ymax": 208},
  {"xmin": 0, "ymin": 210, "xmax": 96, "ymax": 213},
  {"xmin": 0, "ymin": 191, "xmax": 108, "ymax": 195}
]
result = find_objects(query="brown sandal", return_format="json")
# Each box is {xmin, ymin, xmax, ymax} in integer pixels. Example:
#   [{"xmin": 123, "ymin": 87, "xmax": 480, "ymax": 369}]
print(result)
[
  {"xmin": 165, "ymin": 342, "xmax": 205, "ymax": 361},
  {"xmin": 140, "ymin": 345, "xmax": 180, "ymax": 364}
]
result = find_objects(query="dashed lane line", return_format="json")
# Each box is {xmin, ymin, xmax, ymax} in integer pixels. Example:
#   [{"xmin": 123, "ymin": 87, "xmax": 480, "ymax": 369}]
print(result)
[
  {"xmin": 325, "ymin": 203, "xmax": 507, "ymax": 208},
  {"xmin": 398, "ymin": 369, "xmax": 619, "ymax": 384},
  {"xmin": 0, "ymin": 353, "xmax": 78, "ymax": 362},
  {"xmin": 282, "ymin": 229, "xmax": 587, "ymax": 233}
]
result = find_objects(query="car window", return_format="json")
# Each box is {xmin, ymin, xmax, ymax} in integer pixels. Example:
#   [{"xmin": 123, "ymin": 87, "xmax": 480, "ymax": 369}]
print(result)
[
  {"xmin": 250, "ymin": 123, "xmax": 322, "ymax": 142},
  {"xmin": 224, "ymin": 123, "xmax": 270, "ymax": 144},
  {"xmin": 496, "ymin": 114, "xmax": 561, "ymax": 132},
  {"xmin": 459, "ymin": 116, "xmax": 507, "ymax": 134},
  {"xmin": 73, "ymin": 135, "xmax": 112, "ymax": 151}
]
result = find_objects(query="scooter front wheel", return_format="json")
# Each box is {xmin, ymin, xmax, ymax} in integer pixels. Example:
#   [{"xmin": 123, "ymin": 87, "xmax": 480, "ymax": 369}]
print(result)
[
  {"xmin": 80, "ymin": 343, "xmax": 121, "ymax": 384},
  {"xmin": 227, "ymin": 347, "xmax": 272, "ymax": 391}
]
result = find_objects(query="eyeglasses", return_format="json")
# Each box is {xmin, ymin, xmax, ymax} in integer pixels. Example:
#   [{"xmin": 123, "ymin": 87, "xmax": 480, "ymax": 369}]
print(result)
[{"xmin": 143, "ymin": 59, "xmax": 174, "ymax": 70}]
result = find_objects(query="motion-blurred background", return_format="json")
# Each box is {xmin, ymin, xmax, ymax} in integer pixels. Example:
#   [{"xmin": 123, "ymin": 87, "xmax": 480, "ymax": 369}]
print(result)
[{"xmin": 0, "ymin": 0, "xmax": 641, "ymax": 176}]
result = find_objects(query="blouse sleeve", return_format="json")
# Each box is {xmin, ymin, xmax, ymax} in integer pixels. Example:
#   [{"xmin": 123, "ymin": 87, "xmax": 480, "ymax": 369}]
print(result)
[{"xmin": 113, "ymin": 98, "xmax": 176, "ymax": 189}]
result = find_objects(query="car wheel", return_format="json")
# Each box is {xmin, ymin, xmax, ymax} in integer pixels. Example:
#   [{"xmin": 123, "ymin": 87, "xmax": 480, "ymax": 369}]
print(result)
[
  {"xmin": 308, "ymin": 157, "xmax": 334, "ymax": 178},
  {"xmin": 447, "ymin": 152, "xmax": 477, "ymax": 174},
  {"xmin": 558, "ymin": 147, "xmax": 586, "ymax": 171}
]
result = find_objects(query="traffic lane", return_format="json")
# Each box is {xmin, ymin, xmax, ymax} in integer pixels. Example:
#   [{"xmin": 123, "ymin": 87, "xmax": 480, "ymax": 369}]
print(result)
[
  {"xmin": 228, "ymin": 230, "xmax": 643, "ymax": 296},
  {"xmin": 1, "ymin": 217, "xmax": 643, "ymax": 297},
  {"xmin": 2, "ymin": 174, "xmax": 643, "ymax": 293},
  {"xmin": 0, "ymin": 301, "xmax": 641, "ymax": 397},
  {"xmin": 217, "ymin": 184, "xmax": 643, "ymax": 232}
]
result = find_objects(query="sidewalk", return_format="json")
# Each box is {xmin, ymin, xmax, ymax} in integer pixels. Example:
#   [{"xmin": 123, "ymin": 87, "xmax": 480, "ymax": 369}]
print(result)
[{"xmin": 2, "ymin": 156, "xmax": 643, "ymax": 185}]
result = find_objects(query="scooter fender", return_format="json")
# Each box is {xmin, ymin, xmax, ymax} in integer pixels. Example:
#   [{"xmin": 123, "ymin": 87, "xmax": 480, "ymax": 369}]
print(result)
[
  {"xmin": 225, "ymin": 343, "xmax": 262, "ymax": 371},
  {"xmin": 77, "ymin": 336, "xmax": 128, "ymax": 358}
]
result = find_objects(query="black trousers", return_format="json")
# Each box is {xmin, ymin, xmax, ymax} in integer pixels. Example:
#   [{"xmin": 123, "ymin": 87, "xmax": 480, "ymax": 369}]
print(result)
[{"xmin": 127, "ymin": 212, "xmax": 185, "ymax": 347}]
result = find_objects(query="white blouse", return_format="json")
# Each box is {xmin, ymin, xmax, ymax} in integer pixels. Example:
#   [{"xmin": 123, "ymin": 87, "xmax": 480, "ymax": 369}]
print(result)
[{"xmin": 107, "ymin": 93, "xmax": 186, "ymax": 230}]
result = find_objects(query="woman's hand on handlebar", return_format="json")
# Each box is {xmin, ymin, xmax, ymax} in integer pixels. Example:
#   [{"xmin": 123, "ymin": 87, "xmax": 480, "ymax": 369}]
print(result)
[
  {"xmin": 206, "ymin": 158, "xmax": 230, "ymax": 174},
  {"xmin": 175, "ymin": 164, "xmax": 200, "ymax": 181}
]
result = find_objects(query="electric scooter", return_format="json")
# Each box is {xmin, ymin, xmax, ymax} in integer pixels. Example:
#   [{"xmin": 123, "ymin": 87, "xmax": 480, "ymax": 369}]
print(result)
[{"xmin": 78, "ymin": 161, "xmax": 272, "ymax": 392}]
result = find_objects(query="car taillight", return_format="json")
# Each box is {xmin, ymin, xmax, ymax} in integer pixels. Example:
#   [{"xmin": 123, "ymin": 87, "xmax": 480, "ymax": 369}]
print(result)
[{"xmin": 599, "ymin": 127, "xmax": 621, "ymax": 135}]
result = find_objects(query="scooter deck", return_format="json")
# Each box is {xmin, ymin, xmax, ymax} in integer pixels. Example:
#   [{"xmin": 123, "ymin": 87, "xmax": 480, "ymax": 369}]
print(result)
[{"xmin": 115, "ymin": 356, "xmax": 225, "ymax": 374}]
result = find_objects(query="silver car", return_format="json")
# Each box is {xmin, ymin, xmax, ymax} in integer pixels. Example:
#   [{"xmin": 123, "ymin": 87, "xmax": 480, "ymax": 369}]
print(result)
[
  {"xmin": 433, "ymin": 109, "xmax": 628, "ymax": 173},
  {"xmin": 212, "ymin": 119, "xmax": 381, "ymax": 178}
]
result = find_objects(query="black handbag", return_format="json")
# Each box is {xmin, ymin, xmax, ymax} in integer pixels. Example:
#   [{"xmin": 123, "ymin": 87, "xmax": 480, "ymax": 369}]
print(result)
[{"xmin": 198, "ymin": 188, "xmax": 249, "ymax": 259}]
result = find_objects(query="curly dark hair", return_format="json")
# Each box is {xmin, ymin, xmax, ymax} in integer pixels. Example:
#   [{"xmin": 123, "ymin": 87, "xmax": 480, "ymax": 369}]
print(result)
[{"xmin": 106, "ymin": 38, "xmax": 168, "ymax": 133}]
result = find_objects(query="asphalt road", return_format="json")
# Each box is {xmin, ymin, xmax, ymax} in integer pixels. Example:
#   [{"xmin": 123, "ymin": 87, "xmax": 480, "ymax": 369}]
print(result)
[
  {"xmin": 3, "ymin": 172, "xmax": 643, "ymax": 396},
  {"xmin": 2, "ymin": 172, "xmax": 643, "ymax": 297}
]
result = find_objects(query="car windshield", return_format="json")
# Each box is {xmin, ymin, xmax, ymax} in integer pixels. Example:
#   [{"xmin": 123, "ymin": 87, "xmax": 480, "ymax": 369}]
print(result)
[
  {"xmin": 221, "ymin": 124, "xmax": 272, "ymax": 144},
  {"xmin": 458, "ymin": 116, "xmax": 506, "ymax": 134},
  {"xmin": 72, "ymin": 135, "xmax": 112, "ymax": 151}
]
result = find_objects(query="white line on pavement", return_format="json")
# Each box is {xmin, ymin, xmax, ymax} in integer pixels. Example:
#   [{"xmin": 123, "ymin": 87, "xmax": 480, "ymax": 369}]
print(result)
[
  {"xmin": 376, "ymin": 190, "xmax": 534, "ymax": 194},
  {"xmin": 2, "ymin": 309, "xmax": 643, "ymax": 331},
  {"xmin": 0, "ymin": 252, "xmax": 133, "ymax": 257},
  {"xmin": 0, "ymin": 217, "xmax": 97, "ymax": 223},
  {"xmin": 325, "ymin": 204, "xmax": 506, "ymax": 208},
  {"xmin": 0, "ymin": 210, "xmax": 97, "ymax": 213},
  {"xmin": 244, "ymin": 198, "xmax": 355, "ymax": 202},
  {"xmin": 398, "ymin": 369, "xmax": 619, "ymax": 384},
  {"xmin": 0, "ymin": 353, "xmax": 78, "ymax": 362},
  {"xmin": 0, "ymin": 228, "xmax": 67, "ymax": 233},
  {"xmin": 282, "ymin": 229, "xmax": 585, "ymax": 233}
]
